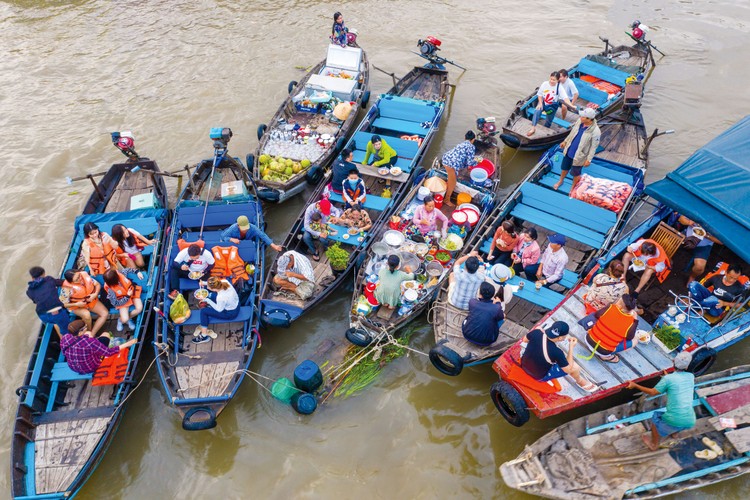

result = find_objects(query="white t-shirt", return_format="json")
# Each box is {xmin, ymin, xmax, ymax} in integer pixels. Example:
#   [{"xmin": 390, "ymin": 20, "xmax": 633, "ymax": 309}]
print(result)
[
  {"xmin": 174, "ymin": 248, "xmax": 215, "ymax": 273},
  {"xmin": 559, "ymin": 78, "xmax": 578, "ymax": 99},
  {"xmin": 537, "ymin": 81, "xmax": 569, "ymax": 106}
]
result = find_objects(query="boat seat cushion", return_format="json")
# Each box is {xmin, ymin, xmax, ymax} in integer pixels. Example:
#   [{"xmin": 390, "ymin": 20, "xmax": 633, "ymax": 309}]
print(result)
[
  {"xmin": 328, "ymin": 191, "xmax": 390, "ymax": 212},
  {"xmin": 576, "ymin": 58, "xmax": 630, "ymax": 87},
  {"xmin": 180, "ymin": 305, "xmax": 254, "ymax": 326},
  {"xmin": 351, "ymin": 132, "xmax": 420, "ymax": 159},
  {"xmin": 378, "ymin": 97, "xmax": 439, "ymax": 123},
  {"xmin": 372, "ymin": 117, "xmax": 427, "ymax": 137}
]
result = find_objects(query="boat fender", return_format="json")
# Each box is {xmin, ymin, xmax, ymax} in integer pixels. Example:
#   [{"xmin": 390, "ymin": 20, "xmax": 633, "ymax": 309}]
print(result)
[
  {"xmin": 687, "ymin": 347, "xmax": 718, "ymax": 376},
  {"xmin": 429, "ymin": 341, "xmax": 465, "ymax": 376},
  {"xmin": 257, "ymin": 188, "xmax": 281, "ymax": 203},
  {"xmin": 490, "ymin": 380, "xmax": 529, "ymax": 427},
  {"xmin": 257, "ymin": 124, "xmax": 267, "ymax": 141},
  {"xmin": 345, "ymin": 327, "xmax": 373, "ymax": 347},
  {"xmin": 182, "ymin": 406, "xmax": 217, "ymax": 431},
  {"xmin": 361, "ymin": 90, "xmax": 370, "ymax": 108},
  {"xmin": 261, "ymin": 307, "xmax": 291, "ymax": 328},
  {"xmin": 305, "ymin": 164, "xmax": 324, "ymax": 185},
  {"xmin": 288, "ymin": 80, "xmax": 298, "ymax": 95},
  {"xmin": 499, "ymin": 133, "xmax": 521, "ymax": 149},
  {"xmin": 411, "ymin": 166, "xmax": 426, "ymax": 186},
  {"xmin": 290, "ymin": 392, "xmax": 318, "ymax": 415},
  {"xmin": 293, "ymin": 360, "xmax": 323, "ymax": 393},
  {"xmin": 245, "ymin": 153, "xmax": 255, "ymax": 173}
]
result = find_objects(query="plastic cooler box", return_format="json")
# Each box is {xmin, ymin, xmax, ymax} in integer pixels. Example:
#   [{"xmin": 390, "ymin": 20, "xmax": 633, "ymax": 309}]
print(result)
[
  {"xmin": 304, "ymin": 44, "xmax": 362, "ymax": 102},
  {"xmin": 130, "ymin": 192, "xmax": 161, "ymax": 210},
  {"xmin": 221, "ymin": 180, "xmax": 248, "ymax": 201}
]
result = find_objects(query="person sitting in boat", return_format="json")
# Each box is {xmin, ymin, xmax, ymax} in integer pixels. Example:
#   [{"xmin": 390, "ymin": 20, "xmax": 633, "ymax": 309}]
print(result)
[
  {"xmin": 688, "ymin": 264, "xmax": 748, "ymax": 317},
  {"xmin": 557, "ymin": 69, "xmax": 579, "ymax": 120},
  {"xmin": 583, "ymin": 294, "xmax": 639, "ymax": 363},
  {"xmin": 448, "ymin": 252, "xmax": 486, "ymax": 310},
  {"xmin": 303, "ymin": 198, "xmax": 342, "ymax": 262},
  {"xmin": 220, "ymin": 215, "xmax": 282, "ymax": 251},
  {"xmin": 676, "ymin": 215, "xmax": 723, "ymax": 283},
  {"xmin": 342, "ymin": 169, "xmax": 367, "ymax": 209},
  {"xmin": 441, "ymin": 130, "xmax": 477, "ymax": 206},
  {"xmin": 338, "ymin": 205, "xmax": 372, "ymax": 232},
  {"xmin": 168, "ymin": 244, "xmax": 215, "ymax": 299},
  {"xmin": 535, "ymin": 233, "xmax": 569, "ymax": 288},
  {"xmin": 26, "ymin": 266, "xmax": 70, "ymax": 336},
  {"xmin": 192, "ymin": 277, "xmax": 240, "ymax": 344},
  {"xmin": 462, "ymin": 282, "xmax": 505, "ymax": 346},
  {"xmin": 526, "ymin": 71, "xmax": 575, "ymax": 137},
  {"xmin": 583, "ymin": 260, "xmax": 628, "ymax": 314},
  {"xmin": 375, "ymin": 254, "xmax": 414, "ymax": 310},
  {"xmin": 413, "ymin": 195, "xmax": 449, "ymax": 238},
  {"xmin": 103, "ymin": 269, "xmax": 143, "ymax": 333},
  {"xmin": 81, "ymin": 222, "xmax": 133, "ymax": 277},
  {"xmin": 511, "ymin": 227, "xmax": 541, "ymax": 279},
  {"xmin": 622, "ymin": 238, "xmax": 669, "ymax": 298},
  {"xmin": 488, "ymin": 220, "xmax": 519, "ymax": 266},
  {"xmin": 330, "ymin": 11, "xmax": 351, "ymax": 47},
  {"xmin": 111, "ymin": 224, "xmax": 156, "ymax": 269},
  {"xmin": 627, "ymin": 351, "xmax": 695, "ymax": 451},
  {"xmin": 61, "ymin": 319, "xmax": 136, "ymax": 375},
  {"xmin": 273, "ymin": 250, "xmax": 316, "ymax": 298},
  {"xmin": 520, "ymin": 321, "xmax": 596, "ymax": 392},
  {"xmin": 363, "ymin": 135, "xmax": 398, "ymax": 169},
  {"xmin": 60, "ymin": 269, "xmax": 110, "ymax": 336},
  {"xmin": 329, "ymin": 148, "xmax": 355, "ymax": 196},
  {"xmin": 551, "ymin": 108, "xmax": 600, "ymax": 194}
]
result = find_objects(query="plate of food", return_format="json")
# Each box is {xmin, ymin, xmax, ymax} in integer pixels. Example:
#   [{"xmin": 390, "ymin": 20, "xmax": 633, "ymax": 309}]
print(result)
[
  {"xmin": 188, "ymin": 271, "xmax": 203, "ymax": 280},
  {"xmin": 390, "ymin": 166, "xmax": 402, "ymax": 176},
  {"xmin": 194, "ymin": 289, "xmax": 209, "ymax": 300},
  {"xmin": 358, "ymin": 237, "xmax": 364, "ymax": 242},
  {"xmin": 342, "ymin": 233, "xmax": 350, "ymax": 240},
  {"xmin": 348, "ymin": 227, "xmax": 359, "ymax": 235},
  {"xmin": 632, "ymin": 258, "xmax": 644, "ymax": 267},
  {"xmin": 636, "ymin": 329, "xmax": 651, "ymax": 344},
  {"xmin": 692, "ymin": 226, "xmax": 706, "ymax": 238},
  {"xmin": 378, "ymin": 167, "xmax": 389, "ymax": 176}
]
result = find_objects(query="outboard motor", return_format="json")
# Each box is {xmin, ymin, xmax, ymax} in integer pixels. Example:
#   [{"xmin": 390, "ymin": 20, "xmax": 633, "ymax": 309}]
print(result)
[
  {"xmin": 111, "ymin": 131, "xmax": 139, "ymax": 161},
  {"xmin": 476, "ymin": 116, "xmax": 498, "ymax": 148},
  {"xmin": 630, "ymin": 20, "xmax": 650, "ymax": 42}
]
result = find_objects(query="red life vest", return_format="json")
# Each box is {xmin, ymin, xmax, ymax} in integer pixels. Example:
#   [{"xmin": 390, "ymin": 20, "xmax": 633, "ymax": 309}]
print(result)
[
  {"xmin": 588, "ymin": 304, "xmax": 636, "ymax": 353},
  {"xmin": 633, "ymin": 238, "xmax": 671, "ymax": 282},
  {"xmin": 92, "ymin": 347, "xmax": 131, "ymax": 386},
  {"xmin": 211, "ymin": 246, "xmax": 249, "ymax": 284},
  {"xmin": 86, "ymin": 236, "xmax": 125, "ymax": 276},
  {"xmin": 63, "ymin": 271, "xmax": 97, "ymax": 308},
  {"xmin": 104, "ymin": 272, "xmax": 142, "ymax": 309}
]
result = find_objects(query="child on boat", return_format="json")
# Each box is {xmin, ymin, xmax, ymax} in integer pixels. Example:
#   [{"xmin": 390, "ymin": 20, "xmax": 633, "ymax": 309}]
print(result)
[{"xmin": 330, "ymin": 12, "xmax": 355, "ymax": 47}]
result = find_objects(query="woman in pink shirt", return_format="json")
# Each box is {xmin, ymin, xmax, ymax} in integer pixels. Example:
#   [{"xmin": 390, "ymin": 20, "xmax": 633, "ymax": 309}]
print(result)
[
  {"xmin": 413, "ymin": 195, "xmax": 449, "ymax": 238},
  {"xmin": 511, "ymin": 227, "xmax": 541, "ymax": 279}
]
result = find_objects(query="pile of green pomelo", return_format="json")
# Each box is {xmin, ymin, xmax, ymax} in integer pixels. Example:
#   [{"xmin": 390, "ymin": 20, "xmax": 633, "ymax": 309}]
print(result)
[{"xmin": 259, "ymin": 154, "xmax": 311, "ymax": 183}]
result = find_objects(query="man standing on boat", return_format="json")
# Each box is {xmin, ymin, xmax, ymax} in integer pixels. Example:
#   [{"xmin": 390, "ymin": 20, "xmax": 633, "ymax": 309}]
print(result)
[
  {"xmin": 627, "ymin": 351, "xmax": 695, "ymax": 451},
  {"xmin": 552, "ymin": 107, "xmax": 601, "ymax": 194}
]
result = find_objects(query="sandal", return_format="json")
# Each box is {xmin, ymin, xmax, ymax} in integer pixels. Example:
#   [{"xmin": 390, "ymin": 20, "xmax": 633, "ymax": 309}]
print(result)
[
  {"xmin": 312, "ymin": 253, "xmax": 320, "ymax": 262},
  {"xmin": 600, "ymin": 354, "xmax": 620, "ymax": 363},
  {"xmin": 694, "ymin": 449, "xmax": 719, "ymax": 460},
  {"xmin": 702, "ymin": 437, "xmax": 724, "ymax": 455},
  {"xmin": 579, "ymin": 380, "xmax": 598, "ymax": 393}
]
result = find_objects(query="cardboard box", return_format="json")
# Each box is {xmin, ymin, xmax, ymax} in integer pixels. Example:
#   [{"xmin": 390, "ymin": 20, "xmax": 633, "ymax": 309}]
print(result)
[{"xmin": 221, "ymin": 180, "xmax": 248, "ymax": 201}]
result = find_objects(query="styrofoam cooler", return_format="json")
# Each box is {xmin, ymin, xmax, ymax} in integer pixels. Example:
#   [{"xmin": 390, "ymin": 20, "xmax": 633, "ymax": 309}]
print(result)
[{"xmin": 307, "ymin": 74, "xmax": 357, "ymax": 102}]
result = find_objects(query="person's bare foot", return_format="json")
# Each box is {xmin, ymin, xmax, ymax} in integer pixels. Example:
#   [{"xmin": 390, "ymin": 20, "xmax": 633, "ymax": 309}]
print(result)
[
  {"xmin": 445, "ymin": 200, "xmax": 455, "ymax": 207},
  {"xmin": 526, "ymin": 127, "xmax": 536, "ymax": 137},
  {"xmin": 552, "ymin": 182, "xmax": 562, "ymax": 190},
  {"xmin": 642, "ymin": 433, "xmax": 659, "ymax": 451},
  {"xmin": 387, "ymin": 305, "xmax": 395, "ymax": 310}
]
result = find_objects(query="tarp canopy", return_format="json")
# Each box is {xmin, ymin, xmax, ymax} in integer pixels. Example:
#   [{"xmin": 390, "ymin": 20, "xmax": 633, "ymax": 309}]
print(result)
[{"xmin": 646, "ymin": 115, "xmax": 750, "ymax": 263}]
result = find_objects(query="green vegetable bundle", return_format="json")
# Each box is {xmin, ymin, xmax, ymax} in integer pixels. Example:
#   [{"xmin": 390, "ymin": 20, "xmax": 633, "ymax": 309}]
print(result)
[{"xmin": 653, "ymin": 324, "xmax": 682, "ymax": 350}]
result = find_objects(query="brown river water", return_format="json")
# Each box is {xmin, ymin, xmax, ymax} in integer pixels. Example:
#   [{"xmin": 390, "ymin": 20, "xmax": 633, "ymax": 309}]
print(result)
[{"xmin": 2, "ymin": 0, "xmax": 750, "ymax": 498}]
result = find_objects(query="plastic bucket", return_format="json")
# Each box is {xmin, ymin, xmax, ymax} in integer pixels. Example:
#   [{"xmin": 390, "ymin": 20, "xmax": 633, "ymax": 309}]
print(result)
[
  {"xmin": 291, "ymin": 392, "xmax": 318, "ymax": 415},
  {"xmin": 293, "ymin": 360, "xmax": 323, "ymax": 393},
  {"xmin": 271, "ymin": 377, "xmax": 297, "ymax": 404},
  {"xmin": 456, "ymin": 192, "xmax": 472, "ymax": 206},
  {"xmin": 474, "ymin": 158, "xmax": 496, "ymax": 178},
  {"xmin": 434, "ymin": 193, "xmax": 444, "ymax": 209},
  {"xmin": 469, "ymin": 168, "xmax": 488, "ymax": 186}
]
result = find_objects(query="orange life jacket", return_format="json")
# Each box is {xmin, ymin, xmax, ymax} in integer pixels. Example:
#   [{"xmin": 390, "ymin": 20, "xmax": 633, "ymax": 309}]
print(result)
[
  {"xmin": 86, "ymin": 236, "xmax": 123, "ymax": 276},
  {"xmin": 210, "ymin": 246, "xmax": 249, "ymax": 284},
  {"xmin": 104, "ymin": 272, "xmax": 141, "ymax": 309},
  {"xmin": 588, "ymin": 304, "xmax": 636, "ymax": 353},
  {"xmin": 633, "ymin": 238, "xmax": 671, "ymax": 283},
  {"xmin": 701, "ymin": 262, "xmax": 750, "ymax": 288},
  {"xmin": 64, "ymin": 271, "xmax": 97, "ymax": 304},
  {"xmin": 92, "ymin": 347, "xmax": 131, "ymax": 386}
]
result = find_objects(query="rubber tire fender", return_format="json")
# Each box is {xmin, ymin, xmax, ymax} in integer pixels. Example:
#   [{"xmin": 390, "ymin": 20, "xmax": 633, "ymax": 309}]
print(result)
[
  {"xmin": 490, "ymin": 380, "xmax": 529, "ymax": 427},
  {"xmin": 499, "ymin": 133, "xmax": 521, "ymax": 149},
  {"xmin": 361, "ymin": 90, "xmax": 370, "ymax": 107},
  {"xmin": 687, "ymin": 347, "xmax": 718, "ymax": 376},
  {"xmin": 288, "ymin": 80, "xmax": 298, "ymax": 94},
  {"xmin": 245, "ymin": 153, "xmax": 255, "ymax": 173},
  {"xmin": 257, "ymin": 124, "xmax": 267, "ymax": 141},
  {"xmin": 345, "ymin": 327, "xmax": 373, "ymax": 347},
  {"xmin": 182, "ymin": 406, "xmax": 217, "ymax": 431},
  {"xmin": 429, "ymin": 343, "xmax": 464, "ymax": 376}
]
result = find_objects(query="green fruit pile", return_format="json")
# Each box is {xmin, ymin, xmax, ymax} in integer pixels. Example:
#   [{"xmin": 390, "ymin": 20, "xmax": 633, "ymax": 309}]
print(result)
[{"xmin": 259, "ymin": 155, "xmax": 311, "ymax": 183}]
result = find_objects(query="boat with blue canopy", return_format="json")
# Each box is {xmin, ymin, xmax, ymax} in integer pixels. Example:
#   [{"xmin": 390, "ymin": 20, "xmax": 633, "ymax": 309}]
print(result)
[
  {"xmin": 490, "ymin": 115, "xmax": 750, "ymax": 427},
  {"xmin": 10, "ymin": 136, "xmax": 169, "ymax": 499},
  {"xmin": 153, "ymin": 128, "xmax": 265, "ymax": 431},
  {"xmin": 259, "ymin": 39, "xmax": 456, "ymax": 328}
]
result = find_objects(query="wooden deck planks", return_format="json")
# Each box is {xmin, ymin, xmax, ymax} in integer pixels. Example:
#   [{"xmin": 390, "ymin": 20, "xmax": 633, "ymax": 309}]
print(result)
[
  {"xmin": 175, "ymin": 361, "xmax": 240, "ymax": 400},
  {"xmin": 105, "ymin": 170, "xmax": 156, "ymax": 213}
]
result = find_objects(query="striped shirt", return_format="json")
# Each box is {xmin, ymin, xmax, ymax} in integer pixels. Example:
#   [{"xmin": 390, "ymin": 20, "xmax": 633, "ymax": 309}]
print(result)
[
  {"xmin": 449, "ymin": 265, "xmax": 486, "ymax": 310},
  {"xmin": 277, "ymin": 251, "xmax": 315, "ymax": 285}
]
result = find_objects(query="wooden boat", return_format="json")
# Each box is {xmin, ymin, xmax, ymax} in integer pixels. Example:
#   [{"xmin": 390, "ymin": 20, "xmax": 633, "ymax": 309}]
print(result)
[
  {"xmin": 499, "ymin": 28, "xmax": 655, "ymax": 151},
  {"xmin": 490, "ymin": 115, "xmax": 750, "ymax": 427},
  {"xmin": 153, "ymin": 128, "xmax": 265, "ymax": 430},
  {"xmin": 251, "ymin": 43, "xmax": 370, "ymax": 203},
  {"xmin": 429, "ymin": 104, "xmax": 650, "ymax": 376},
  {"xmin": 259, "ymin": 47, "xmax": 454, "ymax": 328},
  {"xmin": 345, "ymin": 167, "xmax": 496, "ymax": 347},
  {"xmin": 501, "ymin": 364, "xmax": 750, "ymax": 499},
  {"xmin": 11, "ymin": 136, "xmax": 169, "ymax": 499}
]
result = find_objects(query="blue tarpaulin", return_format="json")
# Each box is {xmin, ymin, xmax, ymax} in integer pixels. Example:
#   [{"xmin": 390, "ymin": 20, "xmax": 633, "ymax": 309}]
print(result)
[{"xmin": 646, "ymin": 115, "xmax": 750, "ymax": 263}]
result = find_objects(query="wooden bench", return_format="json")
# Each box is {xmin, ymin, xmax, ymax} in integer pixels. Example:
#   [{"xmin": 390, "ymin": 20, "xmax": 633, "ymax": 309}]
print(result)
[
  {"xmin": 51, "ymin": 362, "xmax": 93, "ymax": 382},
  {"xmin": 351, "ymin": 132, "xmax": 420, "ymax": 159},
  {"xmin": 523, "ymin": 106, "xmax": 573, "ymax": 129},
  {"xmin": 576, "ymin": 58, "xmax": 630, "ymax": 87},
  {"xmin": 351, "ymin": 151, "xmax": 412, "ymax": 172},
  {"xmin": 328, "ymin": 191, "xmax": 391, "ymax": 212},
  {"xmin": 177, "ymin": 203, "xmax": 260, "ymax": 229},
  {"xmin": 181, "ymin": 305, "xmax": 254, "ymax": 326},
  {"xmin": 549, "ymin": 153, "xmax": 635, "ymax": 185},
  {"xmin": 510, "ymin": 204, "xmax": 605, "ymax": 249},
  {"xmin": 372, "ymin": 117, "xmax": 427, "ymax": 136},
  {"xmin": 520, "ymin": 183, "xmax": 616, "ymax": 234},
  {"xmin": 378, "ymin": 95, "xmax": 440, "ymax": 123}
]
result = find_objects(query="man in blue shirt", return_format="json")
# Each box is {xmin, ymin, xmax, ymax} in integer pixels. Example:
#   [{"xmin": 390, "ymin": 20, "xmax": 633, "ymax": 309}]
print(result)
[
  {"xmin": 330, "ymin": 148, "xmax": 356, "ymax": 195},
  {"xmin": 462, "ymin": 282, "xmax": 505, "ymax": 346},
  {"xmin": 221, "ymin": 215, "xmax": 282, "ymax": 251},
  {"xmin": 552, "ymin": 107, "xmax": 601, "ymax": 195}
]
